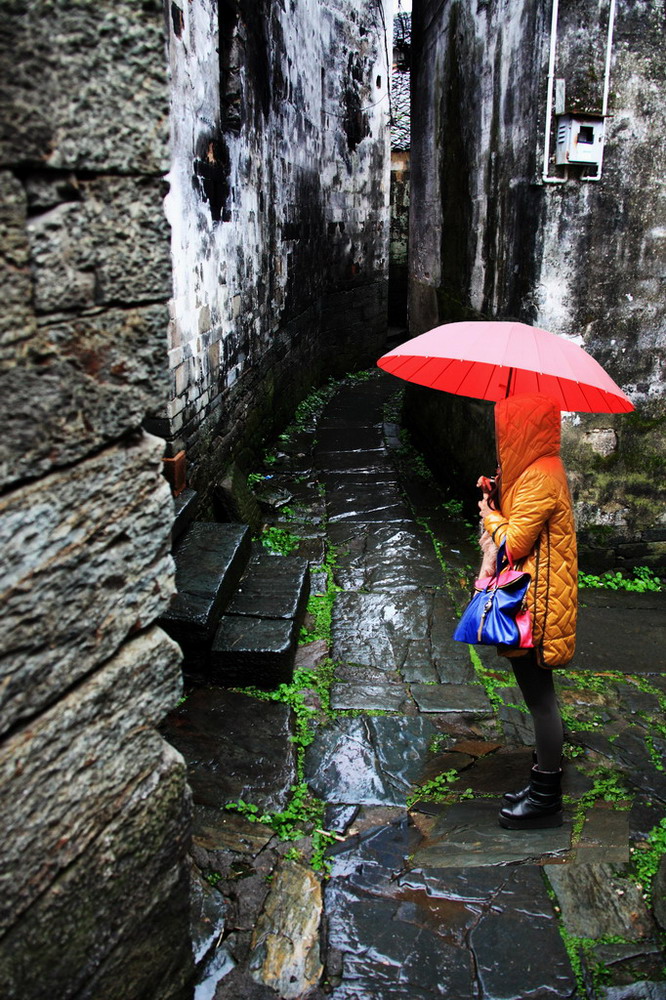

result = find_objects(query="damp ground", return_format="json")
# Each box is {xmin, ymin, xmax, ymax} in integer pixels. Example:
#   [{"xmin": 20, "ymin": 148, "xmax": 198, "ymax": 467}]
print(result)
[{"xmin": 164, "ymin": 369, "xmax": 666, "ymax": 1000}]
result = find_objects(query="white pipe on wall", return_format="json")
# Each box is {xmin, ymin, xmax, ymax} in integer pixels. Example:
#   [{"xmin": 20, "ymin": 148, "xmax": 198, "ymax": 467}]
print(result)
[
  {"xmin": 583, "ymin": 0, "xmax": 616, "ymax": 181},
  {"xmin": 542, "ymin": 0, "xmax": 566, "ymax": 184},
  {"xmin": 602, "ymin": 0, "xmax": 617, "ymax": 116}
]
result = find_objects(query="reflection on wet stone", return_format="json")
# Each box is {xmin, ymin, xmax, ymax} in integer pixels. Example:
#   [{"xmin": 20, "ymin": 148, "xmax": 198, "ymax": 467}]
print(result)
[
  {"xmin": 328, "ymin": 521, "xmax": 444, "ymax": 592},
  {"xmin": 304, "ymin": 715, "xmax": 439, "ymax": 806},
  {"xmin": 469, "ymin": 866, "xmax": 577, "ymax": 1000},
  {"xmin": 332, "ymin": 592, "xmax": 434, "ymax": 671},
  {"xmin": 329, "ymin": 682, "xmax": 410, "ymax": 712}
]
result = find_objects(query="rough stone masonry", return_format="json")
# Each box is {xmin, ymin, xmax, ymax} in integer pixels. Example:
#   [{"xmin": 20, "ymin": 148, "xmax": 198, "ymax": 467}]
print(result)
[
  {"xmin": 0, "ymin": 2, "xmax": 192, "ymax": 997},
  {"xmin": 0, "ymin": 1, "xmax": 392, "ymax": 997}
]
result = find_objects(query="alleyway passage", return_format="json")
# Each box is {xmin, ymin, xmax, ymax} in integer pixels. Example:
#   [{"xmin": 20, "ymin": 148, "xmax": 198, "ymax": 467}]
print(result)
[{"xmin": 165, "ymin": 370, "xmax": 666, "ymax": 1000}]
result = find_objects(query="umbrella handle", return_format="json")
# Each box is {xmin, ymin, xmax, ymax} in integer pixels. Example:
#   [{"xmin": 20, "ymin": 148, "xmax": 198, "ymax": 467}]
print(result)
[{"xmin": 505, "ymin": 367, "xmax": 514, "ymax": 397}]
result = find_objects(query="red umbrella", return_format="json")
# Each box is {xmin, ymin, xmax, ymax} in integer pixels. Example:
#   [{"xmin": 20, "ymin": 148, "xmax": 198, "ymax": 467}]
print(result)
[{"xmin": 377, "ymin": 321, "xmax": 634, "ymax": 413}]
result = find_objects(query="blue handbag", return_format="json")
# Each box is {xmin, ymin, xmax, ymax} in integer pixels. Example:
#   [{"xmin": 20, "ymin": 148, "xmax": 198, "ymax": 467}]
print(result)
[{"xmin": 453, "ymin": 542, "xmax": 533, "ymax": 648}]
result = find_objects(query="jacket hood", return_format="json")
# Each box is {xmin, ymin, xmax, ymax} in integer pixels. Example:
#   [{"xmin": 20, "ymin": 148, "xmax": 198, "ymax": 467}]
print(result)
[{"xmin": 495, "ymin": 393, "xmax": 561, "ymax": 492}]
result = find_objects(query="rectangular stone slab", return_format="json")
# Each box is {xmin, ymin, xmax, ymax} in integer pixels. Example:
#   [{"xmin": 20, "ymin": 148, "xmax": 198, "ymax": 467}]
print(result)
[
  {"xmin": 574, "ymin": 590, "xmax": 666, "ymax": 672},
  {"xmin": 225, "ymin": 550, "xmax": 310, "ymax": 621},
  {"xmin": 160, "ymin": 522, "xmax": 251, "ymax": 644},
  {"xmin": 173, "ymin": 488, "xmax": 199, "ymax": 544},
  {"xmin": 410, "ymin": 800, "xmax": 572, "ymax": 868},
  {"xmin": 210, "ymin": 615, "xmax": 298, "ymax": 688},
  {"xmin": 410, "ymin": 682, "xmax": 492, "ymax": 715},
  {"xmin": 330, "ymin": 682, "xmax": 410, "ymax": 712}
]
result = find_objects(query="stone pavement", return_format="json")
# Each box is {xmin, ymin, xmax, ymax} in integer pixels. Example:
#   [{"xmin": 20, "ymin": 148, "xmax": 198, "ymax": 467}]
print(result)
[{"xmin": 167, "ymin": 370, "xmax": 666, "ymax": 1000}]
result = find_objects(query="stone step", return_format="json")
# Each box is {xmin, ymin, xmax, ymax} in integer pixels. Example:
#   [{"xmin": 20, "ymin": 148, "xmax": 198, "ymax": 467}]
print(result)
[
  {"xmin": 159, "ymin": 522, "xmax": 252, "ymax": 647},
  {"xmin": 172, "ymin": 487, "xmax": 199, "ymax": 545},
  {"xmin": 209, "ymin": 550, "xmax": 310, "ymax": 689}
]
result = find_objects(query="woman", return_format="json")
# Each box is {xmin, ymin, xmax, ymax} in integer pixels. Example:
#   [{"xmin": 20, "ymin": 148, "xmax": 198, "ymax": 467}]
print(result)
[{"xmin": 478, "ymin": 392, "xmax": 577, "ymax": 830}]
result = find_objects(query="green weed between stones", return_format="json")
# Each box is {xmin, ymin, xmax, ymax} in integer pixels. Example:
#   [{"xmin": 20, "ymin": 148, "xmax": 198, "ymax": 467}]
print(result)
[
  {"xmin": 407, "ymin": 769, "xmax": 459, "ymax": 807},
  {"xmin": 300, "ymin": 544, "xmax": 341, "ymax": 646},
  {"xmin": 569, "ymin": 767, "xmax": 632, "ymax": 842},
  {"xmin": 260, "ymin": 524, "xmax": 301, "ymax": 555},
  {"xmin": 225, "ymin": 659, "xmax": 338, "ymax": 874},
  {"xmin": 630, "ymin": 817, "xmax": 666, "ymax": 906},
  {"xmin": 468, "ymin": 648, "xmax": 514, "ymax": 712},
  {"xmin": 578, "ymin": 565, "xmax": 662, "ymax": 592},
  {"xmin": 406, "ymin": 770, "xmax": 476, "ymax": 808}
]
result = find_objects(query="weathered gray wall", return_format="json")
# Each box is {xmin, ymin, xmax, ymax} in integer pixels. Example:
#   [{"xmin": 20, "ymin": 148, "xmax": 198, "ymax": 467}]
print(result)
[
  {"xmin": 0, "ymin": 2, "xmax": 192, "ymax": 997},
  {"xmin": 408, "ymin": 0, "xmax": 665, "ymax": 569},
  {"xmin": 158, "ymin": 0, "xmax": 391, "ymax": 509},
  {"xmin": 389, "ymin": 151, "xmax": 410, "ymax": 326}
]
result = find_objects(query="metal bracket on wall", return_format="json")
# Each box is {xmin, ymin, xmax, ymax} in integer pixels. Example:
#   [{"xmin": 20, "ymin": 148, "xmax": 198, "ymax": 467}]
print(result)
[{"xmin": 540, "ymin": 0, "xmax": 616, "ymax": 186}]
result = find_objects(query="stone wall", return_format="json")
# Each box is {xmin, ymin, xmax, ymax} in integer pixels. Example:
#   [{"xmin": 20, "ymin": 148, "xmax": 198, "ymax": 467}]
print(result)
[
  {"xmin": 0, "ymin": 2, "xmax": 192, "ymax": 997},
  {"xmin": 159, "ymin": 0, "xmax": 391, "ymax": 510},
  {"xmin": 389, "ymin": 150, "xmax": 410, "ymax": 326},
  {"xmin": 408, "ymin": 0, "xmax": 666, "ymax": 570}
]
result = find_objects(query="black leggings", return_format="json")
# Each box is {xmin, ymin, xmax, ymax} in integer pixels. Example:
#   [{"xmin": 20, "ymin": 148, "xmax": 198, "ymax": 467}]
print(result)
[{"xmin": 511, "ymin": 651, "xmax": 563, "ymax": 771}]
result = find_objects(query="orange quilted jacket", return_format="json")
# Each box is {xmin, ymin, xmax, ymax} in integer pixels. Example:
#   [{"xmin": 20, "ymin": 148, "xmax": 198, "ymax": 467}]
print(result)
[{"xmin": 484, "ymin": 393, "xmax": 577, "ymax": 667}]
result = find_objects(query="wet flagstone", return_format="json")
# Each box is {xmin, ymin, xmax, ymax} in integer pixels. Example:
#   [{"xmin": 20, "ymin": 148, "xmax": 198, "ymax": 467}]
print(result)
[
  {"xmin": 410, "ymin": 681, "xmax": 491, "ymax": 714},
  {"xmin": 167, "ymin": 372, "xmax": 666, "ymax": 999},
  {"xmin": 329, "ymin": 682, "xmax": 411, "ymax": 712},
  {"xmin": 192, "ymin": 808, "xmax": 275, "ymax": 858},
  {"xmin": 304, "ymin": 715, "xmax": 439, "ymax": 806},
  {"xmin": 409, "ymin": 799, "xmax": 572, "ymax": 867},
  {"xmin": 328, "ymin": 521, "xmax": 444, "ymax": 592},
  {"xmin": 162, "ymin": 688, "xmax": 296, "ymax": 813},
  {"xmin": 544, "ymin": 863, "xmax": 654, "ymax": 940},
  {"xmin": 325, "ymin": 822, "xmax": 576, "ymax": 999},
  {"xmin": 467, "ymin": 864, "xmax": 577, "ymax": 1000},
  {"xmin": 574, "ymin": 803, "xmax": 632, "ymax": 863}
]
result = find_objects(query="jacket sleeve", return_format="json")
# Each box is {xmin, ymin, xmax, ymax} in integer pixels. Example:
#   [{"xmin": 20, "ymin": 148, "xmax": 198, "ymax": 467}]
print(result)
[{"xmin": 484, "ymin": 468, "xmax": 558, "ymax": 560}]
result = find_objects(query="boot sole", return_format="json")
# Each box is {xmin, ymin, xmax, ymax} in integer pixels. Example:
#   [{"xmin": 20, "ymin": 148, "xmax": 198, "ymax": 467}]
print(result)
[{"xmin": 498, "ymin": 810, "xmax": 563, "ymax": 830}]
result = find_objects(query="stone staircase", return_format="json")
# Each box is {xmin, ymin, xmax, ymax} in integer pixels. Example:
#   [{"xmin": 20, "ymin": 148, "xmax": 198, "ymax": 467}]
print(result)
[{"xmin": 160, "ymin": 489, "xmax": 310, "ymax": 688}]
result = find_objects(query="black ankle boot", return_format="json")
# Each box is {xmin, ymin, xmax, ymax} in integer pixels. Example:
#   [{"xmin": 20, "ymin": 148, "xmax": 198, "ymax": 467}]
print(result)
[
  {"xmin": 498, "ymin": 767, "xmax": 563, "ymax": 830},
  {"xmin": 503, "ymin": 750, "xmax": 538, "ymax": 804}
]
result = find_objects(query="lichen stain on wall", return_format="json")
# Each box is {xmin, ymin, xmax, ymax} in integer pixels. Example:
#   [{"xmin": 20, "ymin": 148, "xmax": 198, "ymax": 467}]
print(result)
[{"xmin": 163, "ymin": 0, "xmax": 391, "ymax": 499}]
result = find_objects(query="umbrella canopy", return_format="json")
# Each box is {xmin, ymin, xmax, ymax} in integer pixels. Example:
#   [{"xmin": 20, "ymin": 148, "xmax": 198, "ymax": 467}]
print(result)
[{"xmin": 377, "ymin": 321, "xmax": 634, "ymax": 413}]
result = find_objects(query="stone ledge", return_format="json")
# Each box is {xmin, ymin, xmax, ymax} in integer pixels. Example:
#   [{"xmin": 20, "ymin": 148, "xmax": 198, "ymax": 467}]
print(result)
[
  {"xmin": 0, "ymin": 626, "xmax": 183, "ymax": 933},
  {"xmin": 0, "ymin": 433, "xmax": 176, "ymax": 731}
]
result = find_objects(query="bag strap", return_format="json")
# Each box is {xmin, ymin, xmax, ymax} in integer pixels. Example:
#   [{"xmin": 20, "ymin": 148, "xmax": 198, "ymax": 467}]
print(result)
[{"xmin": 494, "ymin": 540, "xmax": 513, "ymax": 578}]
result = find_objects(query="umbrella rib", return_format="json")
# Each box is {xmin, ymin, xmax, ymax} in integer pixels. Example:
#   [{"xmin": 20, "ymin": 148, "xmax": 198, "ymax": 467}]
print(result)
[
  {"xmin": 449, "ymin": 359, "xmax": 477, "ymax": 395},
  {"xmin": 575, "ymin": 380, "xmax": 598, "ymax": 412},
  {"xmin": 478, "ymin": 361, "xmax": 498, "ymax": 400}
]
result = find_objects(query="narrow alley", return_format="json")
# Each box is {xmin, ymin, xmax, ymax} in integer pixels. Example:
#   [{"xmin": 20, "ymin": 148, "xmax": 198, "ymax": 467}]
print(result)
[
  {"xmin": 164, "ymin": 369, "xmax": 666, "ymax": 1000},
  {"xmin": 3, "ymin": 2, "xmax": 666, "ymax": 997}
]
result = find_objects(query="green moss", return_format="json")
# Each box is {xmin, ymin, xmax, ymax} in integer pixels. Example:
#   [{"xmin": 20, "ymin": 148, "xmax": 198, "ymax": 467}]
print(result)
[
  {"xmin": 260, "ymin": 525, "xmax": 302, "ymax": 555},
  {"xmin": 629, "ymin": 817, "xmax": 666, "ymax": 906},
  {"xmin": 300, "ymin": 544, "xmax": 342, "ymax": 645},
  {"xmin": 570, "ymin": 767, "xmax": 632, "ymax": 843}
]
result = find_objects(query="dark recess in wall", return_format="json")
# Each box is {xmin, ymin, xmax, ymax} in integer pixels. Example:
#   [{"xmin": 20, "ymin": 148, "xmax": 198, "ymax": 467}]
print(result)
[
  {"xmin": 192, "ymin": 132, "xmax": 232, "ymax": 223},
  {"xmin": 438, "ymin": 4, "xmax": 474, "ymax": 321}
]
